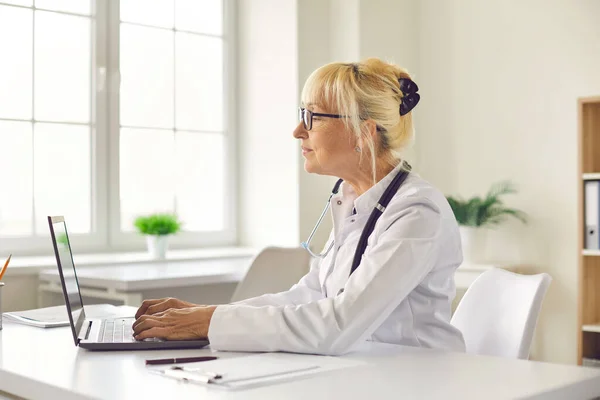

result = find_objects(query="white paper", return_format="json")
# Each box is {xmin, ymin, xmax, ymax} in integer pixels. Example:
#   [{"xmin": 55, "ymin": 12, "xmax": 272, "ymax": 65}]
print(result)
[
  {"xmin": 150, "ymin": 353, "xmax": 365, "ymax": 390},
  {"xmin": 2, "ymin": 304, "xmax": 134, "ymax": 328}
]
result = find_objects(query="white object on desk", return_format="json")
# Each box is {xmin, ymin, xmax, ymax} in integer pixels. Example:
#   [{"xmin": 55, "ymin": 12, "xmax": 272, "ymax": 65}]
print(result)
[
  {"xmin": 38, "ymin": 258, "xmax": 252, "ymax": 306},
  {"xmin": 1, "ymin": 307, "xmax": 600, "ymax": 400},
  {"xmin": 2, "ymin": 304, "xmax": 134, "ymax": 328},
  {"xmin": 150, "ymin": 353, "xmax": 363, "ymax": 390}
]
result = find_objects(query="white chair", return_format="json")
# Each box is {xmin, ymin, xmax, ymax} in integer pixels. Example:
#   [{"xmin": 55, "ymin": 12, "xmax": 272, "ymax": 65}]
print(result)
[
  {"xmin": 451, "ymin": 268, "xmax": 552, "ymax": 359},
  {"xmin": 230, "ymin": 246, "xmax": 311, "ymax": 303}
]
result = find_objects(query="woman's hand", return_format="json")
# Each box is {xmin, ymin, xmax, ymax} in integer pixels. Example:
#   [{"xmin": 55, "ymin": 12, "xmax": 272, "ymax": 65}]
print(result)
[
  {"xmin": 133, "ymin": 306, "xmax": 217, "ymax": 340},
  {"xmin": 135, "ymin": 297, "xmax": 197, "ymax": 319}
]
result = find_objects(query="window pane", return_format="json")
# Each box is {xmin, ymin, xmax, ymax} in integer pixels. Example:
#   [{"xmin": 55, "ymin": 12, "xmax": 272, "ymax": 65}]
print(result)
[
  {"xmin": 174, "ymin": 132, "xmax": 224, "ymax": 231},
  {"xmin": 33, "ymin": 123, "xmax": 91, "ymax": 234},
  {"xmin": 120, "ymin": 0, "xmax": 173, "ymax": 28},
  {"xmin": 35, "ymin": 11, "xmax": 90, "ymax": 123},
  {"xmin": 175, "ymin": 0, "xmax": 222, "ymax": 35},
  {"xmin": 120, "ymin": 128, "xmax": 175, "ymax": 231},
  {"xmin": 120, "ymin": 24, "xmax": 174, "ymax": 128},
  {"xmin": 0, "ymin": 6, "xmax": 32, "ymax": 120},
  {"xmin": 0, "ymin": 0, "xmax": 32, "ymax": 5},
  {"xmin": 35, "ymin": 0, "xmax": 91, "ymax": 15},
  {"xmin": 0, "ymin": 121, "xmax": 33, "ymax": 236},
  {"xmin": 176, "ymin": 33, "xmax": 222, "ymax": 131}
]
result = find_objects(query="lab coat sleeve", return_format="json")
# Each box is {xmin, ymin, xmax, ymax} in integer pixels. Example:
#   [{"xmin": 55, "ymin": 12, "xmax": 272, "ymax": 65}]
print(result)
[
  {"xmin": 208, "ymin": 198, "xmax": 443, "ymax": 355},
  {"xmin": 229, "ymin": 256, "xmax": 325, "ymax": 307}
]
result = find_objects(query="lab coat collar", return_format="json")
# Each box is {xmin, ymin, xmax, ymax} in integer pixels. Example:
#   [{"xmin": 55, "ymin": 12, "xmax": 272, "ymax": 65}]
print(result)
[{"xmin": 348, "ymin": 163, "xmax": 406, "ymax": 216}]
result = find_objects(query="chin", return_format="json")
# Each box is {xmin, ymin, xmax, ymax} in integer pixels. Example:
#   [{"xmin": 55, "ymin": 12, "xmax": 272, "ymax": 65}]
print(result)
[{"xmin": 304, "ymin": 160, "xmax": 321, "ymax": 174}]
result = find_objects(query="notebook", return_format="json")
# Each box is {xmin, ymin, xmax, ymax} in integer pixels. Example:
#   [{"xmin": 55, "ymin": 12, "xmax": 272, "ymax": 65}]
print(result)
[
  {"xmin": 149, "ymin": 352, "xmax": 364, "ymax": 390},
  {"xmin": 3, "ymin": 304, "xmax": 134, "ymax": 328}
]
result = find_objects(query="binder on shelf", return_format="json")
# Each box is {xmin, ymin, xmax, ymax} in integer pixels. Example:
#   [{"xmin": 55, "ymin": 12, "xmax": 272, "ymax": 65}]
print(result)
[{"xmin": 585, "ymin": 180, "xmax": 600, "ymax": 250}]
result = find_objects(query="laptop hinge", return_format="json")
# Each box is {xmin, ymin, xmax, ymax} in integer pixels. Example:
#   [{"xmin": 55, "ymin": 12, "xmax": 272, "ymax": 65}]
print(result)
[{"xmin": 78, "ymin": 320, "xmax": 92, "ymax": 343}]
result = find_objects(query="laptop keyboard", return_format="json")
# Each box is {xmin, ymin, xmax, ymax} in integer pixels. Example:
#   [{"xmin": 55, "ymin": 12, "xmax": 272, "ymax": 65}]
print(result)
[{"xmin": 98, "ymin": 318, "xmax": 136, "ymax": 343}]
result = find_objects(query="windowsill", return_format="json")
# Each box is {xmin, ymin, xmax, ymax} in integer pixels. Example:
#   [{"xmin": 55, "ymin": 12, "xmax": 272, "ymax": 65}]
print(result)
[{"xmin": 6, "ymin": 247, "xmax": 259, "ymax": 277}]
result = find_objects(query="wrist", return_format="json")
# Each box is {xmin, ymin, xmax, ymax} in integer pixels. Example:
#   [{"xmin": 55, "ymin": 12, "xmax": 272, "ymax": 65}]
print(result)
[{"xmin": 202, "ymin": 305, "xmax": 218, "ymax": 338}]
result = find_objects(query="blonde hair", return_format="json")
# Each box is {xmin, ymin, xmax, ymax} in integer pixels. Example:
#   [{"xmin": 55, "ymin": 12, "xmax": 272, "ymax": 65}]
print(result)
[{"xmin": 301, "ymin": 58, "xmax": 415, "ymax": 182}]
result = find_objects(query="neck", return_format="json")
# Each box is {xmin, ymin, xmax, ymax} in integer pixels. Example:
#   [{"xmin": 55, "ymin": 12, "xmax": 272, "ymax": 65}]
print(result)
[{"xmin": 342, "ymin": 159, "xmax": 396, "ymax": 196}]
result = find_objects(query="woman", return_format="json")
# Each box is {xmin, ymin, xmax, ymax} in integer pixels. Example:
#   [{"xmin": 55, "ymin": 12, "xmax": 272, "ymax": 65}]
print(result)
[{"xmin": 133, "ymin": 58, "xmax": 466, "ymax": 355}]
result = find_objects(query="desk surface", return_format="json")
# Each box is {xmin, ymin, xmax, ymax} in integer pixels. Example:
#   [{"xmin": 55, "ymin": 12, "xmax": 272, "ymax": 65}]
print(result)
[
  {"xmin": 38, "ymin": 258, "xmax": 496, "ymax": 293},
  {"xmin": 38, "ymin": 258, "xmax": 252, "ymax": 291},
  {"xmin": 1, "ymin": 309, "xmax": 600, "ymax": 400}
]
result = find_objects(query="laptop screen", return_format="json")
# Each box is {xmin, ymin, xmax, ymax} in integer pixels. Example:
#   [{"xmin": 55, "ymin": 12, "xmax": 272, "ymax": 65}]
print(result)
[{"xmin": 48, "ymin": 216, "xmax": 85, "ymax": 343}]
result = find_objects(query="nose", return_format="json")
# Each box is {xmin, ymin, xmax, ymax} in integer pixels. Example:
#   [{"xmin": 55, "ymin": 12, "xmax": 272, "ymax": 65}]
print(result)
[{"xmin": 293, "ymin": 121, "xmax": 308, "ymax": 140}]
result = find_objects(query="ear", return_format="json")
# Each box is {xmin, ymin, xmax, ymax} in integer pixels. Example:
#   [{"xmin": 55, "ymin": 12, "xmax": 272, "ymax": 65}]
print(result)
[{"xmin": 361, "ymin": 119, "xmax": 379, "ymax": 145}]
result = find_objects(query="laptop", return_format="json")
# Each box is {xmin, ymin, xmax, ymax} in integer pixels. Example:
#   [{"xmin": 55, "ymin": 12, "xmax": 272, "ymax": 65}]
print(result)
[{"xmin": 48, "ymin": 215, "xmax": 210, "ymax": 351}]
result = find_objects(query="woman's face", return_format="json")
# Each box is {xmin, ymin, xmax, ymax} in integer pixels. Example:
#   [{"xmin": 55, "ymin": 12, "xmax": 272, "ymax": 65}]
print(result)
[{"xmin": 293, "ymin": 103, "xmax": 358, "ymax": 176}]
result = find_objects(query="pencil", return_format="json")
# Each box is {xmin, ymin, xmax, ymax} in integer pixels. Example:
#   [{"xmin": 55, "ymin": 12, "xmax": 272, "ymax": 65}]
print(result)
[{"xmin": 0, "ymin": 254, "xmax": 11, "ymax": 281}]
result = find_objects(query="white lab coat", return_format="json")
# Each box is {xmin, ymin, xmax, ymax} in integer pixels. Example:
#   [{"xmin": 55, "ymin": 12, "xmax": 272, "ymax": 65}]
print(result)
[{"xmin": 208, "ymin": 166, "xmax": 466, "ymax": 355}]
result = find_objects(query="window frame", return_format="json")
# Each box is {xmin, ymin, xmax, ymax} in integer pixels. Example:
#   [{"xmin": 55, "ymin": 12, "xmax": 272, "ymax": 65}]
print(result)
[{"xmin": 0, "ymin": 0, "xmax": 237, "ymax": 256}]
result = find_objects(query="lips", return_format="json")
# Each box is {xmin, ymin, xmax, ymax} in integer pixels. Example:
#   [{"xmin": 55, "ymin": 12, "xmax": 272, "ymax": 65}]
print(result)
[{"xmin": 301, "ymin": 147, "xmax": 313, "ymax": 155}]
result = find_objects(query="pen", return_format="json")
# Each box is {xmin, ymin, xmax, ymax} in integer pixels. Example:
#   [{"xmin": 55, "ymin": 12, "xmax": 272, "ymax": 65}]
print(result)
[
  {"xmin": 145, "ymin": 356, "xmax": 218, "ymax": 365},
  {"xmin": 0, "ymin": 254, "xmax": 11, "ymax": 281}
]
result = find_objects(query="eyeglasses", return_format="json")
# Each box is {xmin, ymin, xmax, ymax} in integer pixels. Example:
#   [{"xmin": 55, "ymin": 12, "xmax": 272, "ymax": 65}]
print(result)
[{"xmin": 298, "ymin": 107, "xmax": 348, "ymax": 131}]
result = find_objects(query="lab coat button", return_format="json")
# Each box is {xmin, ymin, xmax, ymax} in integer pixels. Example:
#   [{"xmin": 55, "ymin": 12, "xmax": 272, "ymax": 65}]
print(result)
[
  {"xmin": 337, "ymin": 200, "xmax": 342, "ymax": 205},
  {"xmin": 337, "ymin": 288, "xmax": 345, "ymax": 295}
]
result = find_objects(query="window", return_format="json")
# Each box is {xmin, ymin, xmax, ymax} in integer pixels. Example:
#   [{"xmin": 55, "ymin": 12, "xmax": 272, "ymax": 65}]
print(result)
[{"xmin": 0, "ymin": 0, "xmax": 235, "ymax": 255}]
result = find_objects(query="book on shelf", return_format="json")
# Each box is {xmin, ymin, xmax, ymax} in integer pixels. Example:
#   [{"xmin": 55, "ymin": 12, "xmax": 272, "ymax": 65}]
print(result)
[{"xmin": 585, "ymin": 179, "xmax": 600, "ymax": 250}]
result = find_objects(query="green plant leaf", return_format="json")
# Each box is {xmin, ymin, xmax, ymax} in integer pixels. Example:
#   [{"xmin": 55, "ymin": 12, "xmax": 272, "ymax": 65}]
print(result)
[
  {"xmin": 133, "ymin": 213, "xmax": 182, "ymax": 236},
  {"xmin": 446, "ymin": 180, "xmax": 527, "ymax": 228}
]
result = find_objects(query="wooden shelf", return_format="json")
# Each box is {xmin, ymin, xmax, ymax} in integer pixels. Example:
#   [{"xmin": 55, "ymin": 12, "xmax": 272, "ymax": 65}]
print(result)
[
  {"xmin": 583, "ymin": 173, "xmax": 600, "ymax": 180},
  {"xmin": 583, "ymin": 325, "xmax": 600, "ymax": 333},
  {"xmin": 578, "ymin": 97, "xmax": 600, "ymax": 365}
]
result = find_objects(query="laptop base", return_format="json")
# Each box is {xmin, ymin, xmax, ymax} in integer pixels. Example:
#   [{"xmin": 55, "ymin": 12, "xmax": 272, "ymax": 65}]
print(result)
[{"xmin": 79, "ymin": 339, "xmax": 210, "ymax": 351}]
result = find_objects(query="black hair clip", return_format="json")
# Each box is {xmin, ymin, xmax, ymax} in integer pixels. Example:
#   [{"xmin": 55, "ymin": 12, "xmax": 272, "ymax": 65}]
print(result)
[{"xmin": 398, "ymin": 78, "xmax": 420, "ymax": 116}]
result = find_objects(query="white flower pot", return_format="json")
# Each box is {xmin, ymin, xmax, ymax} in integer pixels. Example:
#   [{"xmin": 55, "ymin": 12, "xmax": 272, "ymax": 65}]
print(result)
[
  {"xmin": 146, "ymin": 235, "xmax": 170, "ymax": 259},
  {"xmin": 459, "ymin": 226, "xmax": 488, "ymax": 264}
]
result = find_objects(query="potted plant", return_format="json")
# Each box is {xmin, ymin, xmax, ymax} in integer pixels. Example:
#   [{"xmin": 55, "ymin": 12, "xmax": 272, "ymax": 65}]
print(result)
[
  {"xmin": 446, "ymin": 181, "xmax": 527, "ymax": 264},
  {"xmin": 134, "ymin": 213, "xmax": 182, "ymax": 259}
]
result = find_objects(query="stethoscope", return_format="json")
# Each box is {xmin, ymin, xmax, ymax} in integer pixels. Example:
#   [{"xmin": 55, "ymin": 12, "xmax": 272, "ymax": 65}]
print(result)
[{"xmin": 301, "ymin": 167, "xmax": 410, "ymax": 276}]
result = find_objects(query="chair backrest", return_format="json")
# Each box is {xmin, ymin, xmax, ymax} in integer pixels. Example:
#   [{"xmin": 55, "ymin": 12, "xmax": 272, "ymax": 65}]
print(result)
[
  {"xmin": 230, "ymin": 246, "xmax": 311, "ymax": 303},
  {"xmin": 451, "ymin": 268, "xmax": 552, "ymax": 359}
]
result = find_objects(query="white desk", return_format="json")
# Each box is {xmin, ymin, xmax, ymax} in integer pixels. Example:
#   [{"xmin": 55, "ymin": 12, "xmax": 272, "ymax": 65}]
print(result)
[
  {"xmin": 455, "ymin": 263, "xmax": 513, "ymax": 289},
  {"xmin": 37, "ymin": 259, "xmax": 495, "ymax": 308},
  {"xmin": 38, "ymin": 258, "xmax": 252, "ymax": 306},
  {"xmin": 1, "ymin": 311, "xmax": 600, "ymax": 400}
]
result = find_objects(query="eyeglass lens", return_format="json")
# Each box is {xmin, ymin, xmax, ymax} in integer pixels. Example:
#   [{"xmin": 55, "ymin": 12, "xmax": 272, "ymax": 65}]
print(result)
[{"xmin": 299, "ymin": 108, "xmax": 312, "ymax": 130}]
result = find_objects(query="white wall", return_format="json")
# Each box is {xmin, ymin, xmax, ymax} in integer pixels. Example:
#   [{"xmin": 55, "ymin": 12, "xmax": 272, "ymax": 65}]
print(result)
[
  {"xmin": 237, "ymin": 0, "xmax": 300, "ymax": 248},
  {"xmin": 238, "ymin": 0, "xmax": 363, "ymax": 252},
  {"xmin": 329, "ymin": 0, "xmax": 359, "ymax": 62},
  {"xmin": 297, "ymin": 0, "xmax": 339, "ymax": 251},
  {"xmin": 358, "ymin": 0, "xmax": 420, "ymax": 166},
  {"xmin": 416, "ymin": 0, "xmax": 600, "ymax": 364}
]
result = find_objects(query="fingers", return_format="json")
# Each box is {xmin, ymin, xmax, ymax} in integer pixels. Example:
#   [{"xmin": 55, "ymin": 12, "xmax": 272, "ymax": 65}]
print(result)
[
  {"xmin": 132, "ymin": 314, "xmax": 156, "ymax": 331},
  {"xmin": 135, "ymin": 298, "xmax": 166, "ymax": 319},
  {"xmin": 132, "ymin": 317, "xmax": 164, "ymax": 336},
  {"xmin": 135, "ymin": 327, "xmax": 171, "ymax": 341},
  {"xmin": 135, "ymin": 297, "xmax": 175, "ymax": 318},
  {"xmin": 146, "ymin": 300, "xmax": 176, "ymax": 316}
]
